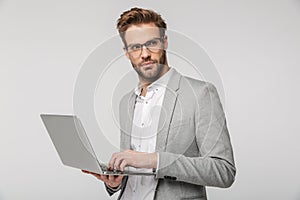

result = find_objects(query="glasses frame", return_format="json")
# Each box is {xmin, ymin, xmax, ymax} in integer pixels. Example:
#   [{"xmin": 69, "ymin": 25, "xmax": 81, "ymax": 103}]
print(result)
[{"xmin": 125, "ymin": 37, "xmax": 164, "ymax": 58}]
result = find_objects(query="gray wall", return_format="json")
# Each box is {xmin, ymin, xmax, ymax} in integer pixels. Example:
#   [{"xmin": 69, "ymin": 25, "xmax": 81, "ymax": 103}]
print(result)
[{"xmin": 1, "ymin": 0, "xmax": 300, "ymax": 199}]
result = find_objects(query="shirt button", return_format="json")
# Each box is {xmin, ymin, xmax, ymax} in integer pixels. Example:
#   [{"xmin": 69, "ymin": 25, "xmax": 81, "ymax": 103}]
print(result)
[
  {"xmin": 146, "ymin": 101, "xmax": 148, "ymax": 104},
  {"xmin": 141, "ymin": 123, "xmax": 144, "ymax": 126}
]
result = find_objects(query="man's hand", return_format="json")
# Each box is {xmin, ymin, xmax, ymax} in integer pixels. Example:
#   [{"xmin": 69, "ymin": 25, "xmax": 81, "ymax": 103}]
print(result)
[
  {"xmin": 108, "ymin": 150, "xmax": 158, "ymax": 171},
  {"xmin": 81, "ymin": 170, "xmax": 123, "ymax": 188}
]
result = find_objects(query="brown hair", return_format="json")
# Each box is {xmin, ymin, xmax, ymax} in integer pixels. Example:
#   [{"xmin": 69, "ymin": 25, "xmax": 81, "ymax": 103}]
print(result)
[{"xmin": 117, "ymin": 7, "xmax": 167, "ymax": 47}]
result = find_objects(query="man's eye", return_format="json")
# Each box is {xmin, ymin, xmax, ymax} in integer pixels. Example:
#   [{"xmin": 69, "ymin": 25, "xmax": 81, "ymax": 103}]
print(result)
[
  {"xmin": 146, "ymin": 40, "xmax": 158, "ymax": 47},
  {"xmin": 130, "ymin": 45, "xmax": 141, "ymax": 51}
]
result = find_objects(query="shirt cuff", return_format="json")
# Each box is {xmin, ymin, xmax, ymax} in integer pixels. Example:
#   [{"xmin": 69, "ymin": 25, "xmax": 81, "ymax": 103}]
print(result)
[{"xmin": 106, "ymin": 183, "xmax": 122, "ymax": 192}]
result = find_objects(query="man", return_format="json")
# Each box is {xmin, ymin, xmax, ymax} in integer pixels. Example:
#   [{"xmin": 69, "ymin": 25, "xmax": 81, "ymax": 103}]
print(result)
[{"xmin": 83, "ymin": 7, "xmax": 236, "ymax": 200}]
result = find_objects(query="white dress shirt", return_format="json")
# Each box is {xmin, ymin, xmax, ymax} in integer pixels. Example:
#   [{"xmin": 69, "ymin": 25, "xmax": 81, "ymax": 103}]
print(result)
[{"xmin": 120, "ymin": 68, "xmax": 174, "ymax": 200}]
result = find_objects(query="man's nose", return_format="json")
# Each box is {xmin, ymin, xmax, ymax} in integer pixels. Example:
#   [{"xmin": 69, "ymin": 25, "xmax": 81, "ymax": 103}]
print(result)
[{"xmin": 140, "ymin": 45, "xmax": 151, "ymax": 59}]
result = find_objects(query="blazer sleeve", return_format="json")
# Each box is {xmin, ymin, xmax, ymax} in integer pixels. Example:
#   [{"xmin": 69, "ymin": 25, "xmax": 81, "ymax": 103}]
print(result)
[
  {"xmin": 156, "ymin": 82, "xmax": 236, "ymax": 188},
  {"xmin": 105, "ymin": 183, "xmax": 122, "ymax": 196},
  {"xmin": 104, "ymin": 176, "xmax": 128, "ymax": 196}
]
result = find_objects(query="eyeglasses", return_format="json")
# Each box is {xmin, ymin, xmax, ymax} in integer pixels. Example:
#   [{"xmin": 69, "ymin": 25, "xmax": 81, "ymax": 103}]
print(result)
[{"xmin": 126, "ymin": 38, "xmax": 163, "ymax": 58}]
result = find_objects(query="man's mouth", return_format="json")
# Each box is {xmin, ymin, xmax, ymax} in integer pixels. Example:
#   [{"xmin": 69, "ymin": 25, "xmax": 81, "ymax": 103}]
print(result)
[{"xmin": 140, "ymin": 61, "xmax": 155, "ymax": 68}]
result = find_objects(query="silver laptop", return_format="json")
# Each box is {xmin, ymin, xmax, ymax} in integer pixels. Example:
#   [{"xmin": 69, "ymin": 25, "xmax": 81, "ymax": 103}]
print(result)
[{"xmin": 40, "ymin": 114, "xmax": 155, "ymax": 176}]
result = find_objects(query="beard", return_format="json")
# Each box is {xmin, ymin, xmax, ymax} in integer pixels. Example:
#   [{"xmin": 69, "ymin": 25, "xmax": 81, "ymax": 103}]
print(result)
[{"xmin": 131, "ymin": 50, "xmax": 167, "ymax": 83}]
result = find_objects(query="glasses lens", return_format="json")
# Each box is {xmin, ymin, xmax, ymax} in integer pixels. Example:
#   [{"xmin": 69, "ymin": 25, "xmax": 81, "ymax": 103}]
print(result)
[
  {"xmin": 127, "ymin": 38, "xmax": 162, "ymax": 58},
  {"xmin": 146, "ymin": 39, "xmax": 161, "ymax": 53}
]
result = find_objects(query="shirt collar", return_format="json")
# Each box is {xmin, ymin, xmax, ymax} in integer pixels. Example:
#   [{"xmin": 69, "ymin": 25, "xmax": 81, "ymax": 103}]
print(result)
[{"xmin": 134, "ymin": 67, "xmax": 174, "ymax": 96}]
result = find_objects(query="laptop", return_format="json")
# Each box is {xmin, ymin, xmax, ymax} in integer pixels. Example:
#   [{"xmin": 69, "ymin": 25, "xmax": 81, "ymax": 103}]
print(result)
[{"xmin": 40, "ymin": 114, "xmax": 155, "ymax": 176}]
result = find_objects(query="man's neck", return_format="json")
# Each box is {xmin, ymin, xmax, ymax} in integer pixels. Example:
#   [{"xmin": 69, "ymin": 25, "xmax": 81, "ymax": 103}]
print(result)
[
  {"xmin": 140, "ymin": 87, "xmax": 148, "ymax": 97},
  {"xmin": 139, "ymin": 65, "xmax": 170, "ymax": 97}
]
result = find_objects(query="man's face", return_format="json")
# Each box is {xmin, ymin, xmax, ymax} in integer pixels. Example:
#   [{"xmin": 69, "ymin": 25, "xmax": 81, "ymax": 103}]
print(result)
[{"xmin": 124, "ymin": 23, "xmax": 168, "ymax": 84}]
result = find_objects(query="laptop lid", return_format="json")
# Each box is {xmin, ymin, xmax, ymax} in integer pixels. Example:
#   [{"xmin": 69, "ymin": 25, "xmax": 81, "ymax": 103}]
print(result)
[
  {"xmin": 40, "ymin": 114, "xmax": 103, "ymax": 174},
  {"xmin": 41, "ymin": 114, "xmax": 156, "ymax": 176}
]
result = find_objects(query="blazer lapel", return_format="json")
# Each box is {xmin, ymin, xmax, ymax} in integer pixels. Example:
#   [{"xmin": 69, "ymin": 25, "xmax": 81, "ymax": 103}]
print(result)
[
  {"xmin": 121, "ymin": 91, "xmax": 136, "ymax": 151},
  {"xmin": 156, "ymin": 70, "xmax": 181, "ymax": 152}
]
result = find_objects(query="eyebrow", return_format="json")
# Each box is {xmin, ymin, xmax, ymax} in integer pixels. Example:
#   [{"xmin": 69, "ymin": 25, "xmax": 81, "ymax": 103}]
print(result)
[{"xmin": 127, "ymin": 37, "xmax": 161, "ymax": 48}]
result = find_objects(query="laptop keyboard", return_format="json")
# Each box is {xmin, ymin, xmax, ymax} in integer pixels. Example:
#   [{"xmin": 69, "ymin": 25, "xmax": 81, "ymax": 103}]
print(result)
[{"xmin": 100, "ymin": 164, "xmax": 124, "ymax": 174}]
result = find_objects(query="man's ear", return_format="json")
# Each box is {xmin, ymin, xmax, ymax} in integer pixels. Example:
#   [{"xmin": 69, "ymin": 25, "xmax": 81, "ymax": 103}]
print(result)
[
  {"xmin": 163, "ymin": 35, "xmax": 168, "ymax": 50},
  {"xmin": 123, "ymin": 47, "xmax": 130, "ymax": 59}
]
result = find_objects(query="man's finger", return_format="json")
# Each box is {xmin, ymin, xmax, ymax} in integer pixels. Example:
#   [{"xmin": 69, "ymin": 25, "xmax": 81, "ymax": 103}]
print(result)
[
  {"xmin": 98, "ymin": 175, "xmax": 109, "ymax": 182},
  {"xmin": 108, "ymin": 152, "xmax": 119, "ymax": 170},
  {"xmin": 82, "ymin": 169, "xmax": 93, "ymax": 174},
  {"xmin": 120, "ymin": 159, "xmax": 128, "ymax": 171},
  {"xmin": 82, "ymin": 170, "xmax": 101, "ymax": 177},
  {"xmin": 114, "ymin": 156, "xmax": 124, "ymax": 171}
]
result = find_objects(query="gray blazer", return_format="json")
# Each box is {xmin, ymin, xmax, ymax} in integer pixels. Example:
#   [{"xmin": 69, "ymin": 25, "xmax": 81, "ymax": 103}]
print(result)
[{"xmin": 107, "ymin": 69, "xmax": 236, "ymax": 200}]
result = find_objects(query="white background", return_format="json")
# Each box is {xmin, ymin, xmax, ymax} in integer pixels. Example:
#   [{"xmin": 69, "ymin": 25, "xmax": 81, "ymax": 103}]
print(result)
[{"xmin": 1, "ymin": 0, "xmax": 300, "ymax": 199}]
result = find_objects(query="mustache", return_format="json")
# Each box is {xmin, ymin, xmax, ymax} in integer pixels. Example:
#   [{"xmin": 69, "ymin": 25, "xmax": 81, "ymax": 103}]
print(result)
[{"xmin": 138, "ymin": 59, "xmax": 157, "ymax": 67}]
